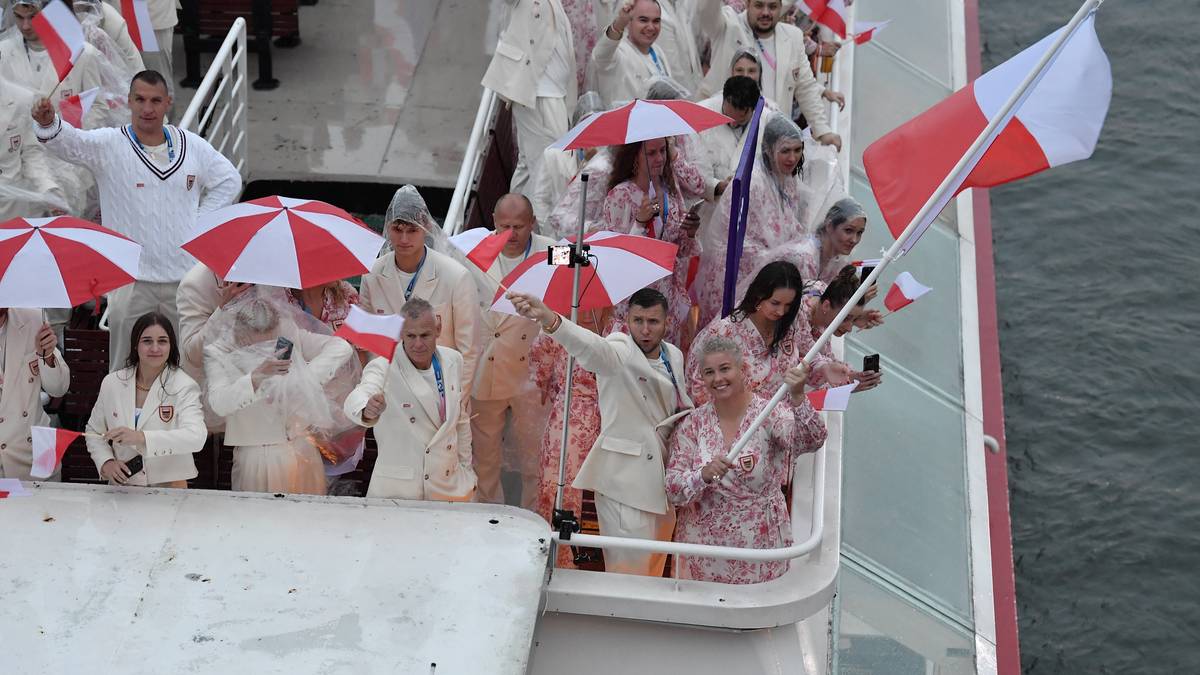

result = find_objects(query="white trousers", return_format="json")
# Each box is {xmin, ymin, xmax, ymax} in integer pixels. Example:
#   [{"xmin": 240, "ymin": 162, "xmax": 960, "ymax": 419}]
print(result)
[
  {"xmin": 107, "ymin": 280, "xmax": 180, "ymax": 371},
  {"xmin": 594, "ymin": 492, "xmax": 675, "ymax": 577},
  {"xmin": 471, "ymin": 393, "xmax": 543, "ymax": 508},
  {"xmin": 510, "ymin": 95, "xmax": 569, "ymax": 195}
]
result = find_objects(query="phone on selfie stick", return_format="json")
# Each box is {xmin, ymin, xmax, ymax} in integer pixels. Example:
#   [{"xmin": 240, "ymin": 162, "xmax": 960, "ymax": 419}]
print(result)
[
  {"xmin": 863, "ymin": 354, "xmax": 880, "ymax": 373},
  {"xmin": 275, "ymin": 336, "xmax": 294, "ymax": 360}
]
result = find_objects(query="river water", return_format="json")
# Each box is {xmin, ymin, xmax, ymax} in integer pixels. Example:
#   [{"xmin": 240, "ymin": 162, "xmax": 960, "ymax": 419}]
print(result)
[{"xmin": 979, "ymin": 0, "xmax": 1200, "ymax": 672}]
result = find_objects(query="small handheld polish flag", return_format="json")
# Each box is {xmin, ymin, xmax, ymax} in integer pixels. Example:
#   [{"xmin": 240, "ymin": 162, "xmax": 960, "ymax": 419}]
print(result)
[
  {"xmin": 448, "ymin": 228, "xmax": 514, "ymax": 272},
  {"xmin": 120, "ymin": 0, "xmax": 160, "ymax": 52},
  {"xmin": 0, "ymin": 478, "xmax": 33, "ymax": 498},
  {"xmin": 798, "ymin": 0, "xmax": 850, "ymax": 38},
  {"xmin": 850, "ymin": 258, "xmax": 883, "ymax": 268},
  {"xmin": 59, "ymin": 87, "xmax": 99, "ymax": 128},
  {"xmin": 31, "ymin": 0, "xmax": 86, "ymax": 83},
  {"xmin": 852, "ymin": 20, "xmax": 892, "ymax": 45},
  {"xmin": 334, "ymin": 305, "xmax": 404, "ymax": 360},
  {"xmin": 806, "ymin": 381, "xmax": 858, "ymax": 412},
  {"xmin": 884, "ymin": 271, "xmax": 932, "ymax": 312},
  {"xmin": 30, "ymin": 426, "xmax": 82, "ymax": 479}
]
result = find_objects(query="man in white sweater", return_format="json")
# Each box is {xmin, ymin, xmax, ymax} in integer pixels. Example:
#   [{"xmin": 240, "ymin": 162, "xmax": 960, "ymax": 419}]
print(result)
[{"xmin": 32, "ymin": 70, "xmax": 242, "ymax": 370}]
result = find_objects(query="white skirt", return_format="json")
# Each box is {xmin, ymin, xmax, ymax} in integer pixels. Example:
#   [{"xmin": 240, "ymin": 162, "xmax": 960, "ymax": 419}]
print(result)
[{"xmin": 231, "ymin": 441, "xmax": 327, "ymax": 496}]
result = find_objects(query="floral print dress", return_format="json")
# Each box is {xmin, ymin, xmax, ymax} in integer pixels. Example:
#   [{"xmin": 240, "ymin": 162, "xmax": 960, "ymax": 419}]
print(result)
[{"xmin": 665, "ymin": 395, "xmax": 826, "ymax": 584}]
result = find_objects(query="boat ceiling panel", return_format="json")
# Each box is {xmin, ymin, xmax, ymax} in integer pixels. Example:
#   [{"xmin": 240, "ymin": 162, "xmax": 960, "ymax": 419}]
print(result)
[{"xmin": 1, "ymin": 485, "xmax": 549, "ymax": 674}]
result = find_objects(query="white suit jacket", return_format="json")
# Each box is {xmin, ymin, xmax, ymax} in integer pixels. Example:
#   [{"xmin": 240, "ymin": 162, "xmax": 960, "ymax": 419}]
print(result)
[
  {"xmin": 655, "ymin": 0, "xmax": 703, "ymax": 96},
  {"xmin": 359, "ymin": 247, "xmax": 481, "ymax": 395},
  {"xmin": 344, "ymin": 346, "xmax": 476, "ymax": 502},
  {"xmin": 204, "ymin": 331, "xmax": 352, "ymax": 447},
  {"xmin": 481, "ymin": 0, "xmax": 578, "ymax": 111},
  {"xmin": 695, "ymin": 5, "xmax": 831, "ymax": 137},
  {"xmin": 176, "ymin": 263, "xmax": 221, "ymax": 388},
  {"xmin": 98, "ymin": 2, "xmax": 146, "ymax": 75},
  {"xmin": 0, "ymin": 309, "xmax": 71, "ymax": 479},
  {"xmin": 0, "ymin": 35, "xmax": 105, "ymax": 126},
  {"xmin": 589, "ymin": 31, "xmax": 673, "ymax": 107},
  {"xmin": 85, "ymin": 367, "xmax": 206, "ymax": 485},
  {"xmin": 472, "ymin": 233, "xmax": 556, "ymax": 401},
  {"xmin": 0, "ymin": 87, "xmax": 63, "ymax": 221},
  {"xmin": 551, "ymin": 318, "xmax": 693, "ymax": 514}
]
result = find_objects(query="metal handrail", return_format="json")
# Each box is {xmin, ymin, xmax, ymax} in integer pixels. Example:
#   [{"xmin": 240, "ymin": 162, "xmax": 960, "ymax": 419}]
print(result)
[
  {"xmin": 444, "ymin": 87, "xmax": 501, "ymax": 235},
  {"xmin": 179, "ymin": 17, "xmax": 249, "ymax": 181}
]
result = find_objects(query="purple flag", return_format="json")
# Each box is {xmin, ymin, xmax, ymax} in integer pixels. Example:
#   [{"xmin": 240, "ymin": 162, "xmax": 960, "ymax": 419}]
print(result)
[{"xmin": 721, "ymin": 98, "xmax": 766, "ymax": 317}]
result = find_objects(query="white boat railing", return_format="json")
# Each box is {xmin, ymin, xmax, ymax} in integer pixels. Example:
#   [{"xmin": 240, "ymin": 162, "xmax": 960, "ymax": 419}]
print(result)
[
  {"xmin": 444, "ymin": 87, "xmax": 501, "ymax": 236},
  {"xmin": 179, "ymin": 17, "xmax": 250, "ymax": 182}
]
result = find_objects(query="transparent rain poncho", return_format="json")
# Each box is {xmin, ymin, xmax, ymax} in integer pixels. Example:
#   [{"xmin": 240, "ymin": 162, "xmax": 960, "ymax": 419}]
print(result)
[
  {"xmin": 0, "ymin": 80, "xmax": 71, "ymax": 218},
  {"xmin": 644, "ymin": 75, "xmax": 690, "ymax": 101},
  {"xmin": 201, "ymin": 287, "xmax": 357, "ymax": 445},
  {"xmin": 693, "ymin": 112, "xmax": 844, "ymax": 325},
  {"xmin": 530, "ymin": 90, "xmax": 608, "ymax": 227}
]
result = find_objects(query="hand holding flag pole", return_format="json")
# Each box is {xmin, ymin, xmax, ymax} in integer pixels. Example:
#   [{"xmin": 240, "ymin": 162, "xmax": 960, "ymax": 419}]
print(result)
[{"xmin": 723, "ymin": 0, "xmax": 1108, "ymax": 464}]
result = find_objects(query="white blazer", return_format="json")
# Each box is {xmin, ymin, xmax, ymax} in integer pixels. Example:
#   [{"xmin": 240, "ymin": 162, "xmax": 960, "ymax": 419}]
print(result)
[
  {"xmin": 550, "ymin": 318, "xmax": 693, "ymax": 515},
  {"xmin": 0, "ymin": 86, "xmax": 64, "ymax": 221},
  {"xmin": 655, "ymin": 0, "xmax": 703, "ymax": 96},
  {"xmin": 472, "ymin": 233, "xmax": 556, "ymax": 401},
  {"xmin": 85, "ymin": 367, "xmax": 206, "ymax": 485},
  {"xmin": 359, "ymin": 247, "xmax": 482, "ymax": 396},
  {"xmin": 0, "ymin": 35, "xmax": 105, "ymax": 127},
  {"xmin": 204, "ymin": 331, "xmax": 353, "ymax": 447},
  {"xmin": 344, "ymin": 346, "xmax": 476, "ymax": 502},
  {"xmin": 695, "ymin": 5, "xmax": 830, "ymax": 137},
  {"xmin": 589, "ymin": 30, "xmax": 673, "ymax": 107},
  {"xmin": 0, "ymin": 309, "xmax": 70, "ymax": 479},
  {"xmin": 481, "ymin": 0, "xmax": 578, "ymax": 111}
]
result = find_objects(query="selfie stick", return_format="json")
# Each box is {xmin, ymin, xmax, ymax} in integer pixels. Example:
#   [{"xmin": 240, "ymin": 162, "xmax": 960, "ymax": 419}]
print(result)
[{"xmin": 722, "ymin": 0, "xmax": 1104, "ymax": 464}]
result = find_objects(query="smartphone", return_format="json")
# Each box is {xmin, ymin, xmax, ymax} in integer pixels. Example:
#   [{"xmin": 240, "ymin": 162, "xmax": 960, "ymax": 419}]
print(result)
[
  {"xmin": 125, "ymin": 454, "xmax": 144, "ymax": 476},
  {"xmin": 275, "ymin": 336, "xmax": 294, "ymax": 360},
  {"xmin": 548, "ymin": 245, "xmax": 573, "ymax": 267},
  {"xmin": 863, "ymin": 354, "xmax": 880, "ymax": 373},
  {"xmin": 859, "ymin": 265, "xmax": 876, "ymax": 284}
]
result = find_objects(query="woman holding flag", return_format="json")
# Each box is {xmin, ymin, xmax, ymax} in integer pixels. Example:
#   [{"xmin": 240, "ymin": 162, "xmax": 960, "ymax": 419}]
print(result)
[{"xmin": 665, "ymin": 335, "xmax": 825, "ymax": 584}]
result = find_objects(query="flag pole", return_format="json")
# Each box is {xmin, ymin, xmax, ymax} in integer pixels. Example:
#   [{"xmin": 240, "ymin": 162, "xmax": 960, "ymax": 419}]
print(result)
[{"xmin": 722, "ymin": 0, "xmax": 1104, "ymax": 463}]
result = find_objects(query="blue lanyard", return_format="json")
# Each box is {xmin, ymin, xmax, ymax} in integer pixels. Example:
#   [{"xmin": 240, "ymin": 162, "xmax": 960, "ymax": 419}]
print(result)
[
  {"xmin": 129, "ymin": 125, "xmax": 175, "ymax": 161},
  {"xmin": 648, "ymin": 47, "xmax": 665, "ymax": 75},
  {"xmin": 658, "ymin": 347, "xmax": 683, "ymax": 409},
  {"xmin": 658, "ymin": 186, "xmax": 669, "ymax": 238},
  {"xmin": 403, "ymin": 247, "xmax": 428, "ymax": 300},
  {"xmin": 431, "ymin": 352, "xmax": 446, "ymax": 421},
  {"xmin": 523, "ymin": 235, "xmax": 533, "ymax": 260}
]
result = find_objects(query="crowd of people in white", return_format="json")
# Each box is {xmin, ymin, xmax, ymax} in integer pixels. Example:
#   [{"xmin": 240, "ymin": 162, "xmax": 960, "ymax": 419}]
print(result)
[{"xmin": 0, "ymin": 0, "xmax": 892, "ymax": 584}]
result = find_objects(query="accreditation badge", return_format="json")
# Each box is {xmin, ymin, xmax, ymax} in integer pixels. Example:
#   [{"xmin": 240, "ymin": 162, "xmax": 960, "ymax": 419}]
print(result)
[{"xmin": 158, "ymin": 405, "xmax": 174, "ymax": 423}]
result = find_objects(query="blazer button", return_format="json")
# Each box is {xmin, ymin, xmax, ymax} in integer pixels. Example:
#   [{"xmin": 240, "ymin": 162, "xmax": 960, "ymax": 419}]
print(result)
[
  {"xmin": 521, "ymin": 334, "xmax": 527, "ymax": 339},
  {"xmin": 1, "ymin": 443, "xmax": 5, "ymax": 449},
  {"xmin": 488, "ymin": 356, "xmax": 494, "ymax": 361},
  {"xmin": 494, "ymin": 332, "xmax": 501, "ymax": 338},
  {"xmin": 426, "ymin": 449, "xmax": 430, "ymax": 454},
  {"xmin": 519, "ymin": 356, "xmax": 525, "ymax": 362},
  {"xmin": 646, "ymin": 454, "xmax": 653, "ymax": 460},
  {"xmin": 27, "ymin": 377, "xmax": 34, "ymax": 383},
  {"xmin": 525, "ymin": 60, "xmax": 531, "ymax": 65},
  {"xmin": 0, "ymin": 417, "xmax": 5, "ymax": 423},
  {"xmin": 446, "ymin": 443, "xmax": 452, "ymax": 449},
  {"xmin": 409, "ymin": 416, "xmax": 417, "ymax": 423},
  {"xmin": 21, "ymin": 411, "xmax": 28, "ymax": 417},
  {"xmin": 424, "ymin": 474, "xmax": 430, "ymax": 480}
]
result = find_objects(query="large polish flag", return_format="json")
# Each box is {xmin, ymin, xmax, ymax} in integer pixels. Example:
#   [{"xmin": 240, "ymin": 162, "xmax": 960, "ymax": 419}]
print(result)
[
  {"xmin": 862, "ymin": 13, "xmax": 1111, "ymax": 254},
  {"xmin": 31, "ymin": 0, "xmax": 86, "ymax": 82},
  {"xmin": 798, "ymin": 0, "xmax": 849, "ymax": 38},
  {"xmin": 30, "ymin": 426, "xmax": 82, "ymax": 479},
  {"xmin": 449, "ymin": 227, "xmax": 513, "ymax": 272},
  {"xmin": 807, "ymin": 381, "xmax": 858, "ymax": 412},
  {"xmin": 334, "ymin": 305, "xmax": 404, "ymax": 360},
  {"xmin": 120, "ymin": 0, "xmax": 160, "ymax": 52}
]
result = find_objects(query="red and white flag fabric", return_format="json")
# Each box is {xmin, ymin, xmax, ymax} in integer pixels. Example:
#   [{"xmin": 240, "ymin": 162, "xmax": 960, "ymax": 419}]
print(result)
[
  {"xmin": 31, "ymin": 0, "xmax": 86, "ymax": 82},
  {"xmin": 806, "ymin": 381, "xmax": 858, "ymax": 412},
  {"xmin": 850, "ymin": 258, "xmax": 882, "ymax": 268},
  {"xmin": 884, "ymin": 271, "xmax": 931, "ymax": 312},
  {"xmin": 59, "ymin": 87, "xmax": 98, "ymax": 128},
  {"xmin": 852, "ymin": 19, "xmax": 891, "ymax": 45},
  {"xmin": 30, "ymin": 426, "xmax": 82, "ymax": 479},
  {"xmin": 798, "ymin": 0, "xmax": 849, "ymax": 38},
  {"xmin": 334, "ymin": 305, "xmax": 404, "ymax": 360},
  {"xmin": 120, "ymin": 0, "xmax": 159, "ymax": 51},
  {"xmin": 448, "ymin": 227, "xmax": 513, "ymax": 272},
  {"xmin": 0, "ymin": 478, "xmax": 32, "ymax": 498},
  {"xmin": 863, "ymin": 14, "xmax": 1110, "ymax": 254}
]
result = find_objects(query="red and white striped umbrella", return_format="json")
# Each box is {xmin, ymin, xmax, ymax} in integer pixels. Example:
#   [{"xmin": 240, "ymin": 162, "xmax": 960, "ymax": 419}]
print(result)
[
  {"xmin": 550, "ymin": 99, "xmax": 732, "ymax": 151},
  {"xmin": 490, "ymin": 231, "xmax": 677, "ymax": 316},
  {"xmin": 182, "ymin": 196, "xmax": 384, "ymax": 289},
  {"xmin": 0, "ymin": 216, "xmax": 141, "ymax": 308}
]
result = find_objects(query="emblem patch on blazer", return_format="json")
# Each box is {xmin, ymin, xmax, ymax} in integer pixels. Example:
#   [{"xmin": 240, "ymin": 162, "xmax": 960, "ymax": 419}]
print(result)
[
  {"xmin": 28, "ymin": 360, "xmax": 39, "ymax": 377},
  {"xmin": 8, "ymin": 134, "xmax": 20, "ymax": 151},
  {"xmin": 61, "ymin": 89, "xmax": 73, "ymax": 99},
  {"xmin": 737, "ymin": 453, "xmax": 756, "ymax": 473},
  {"xmin": 186, "ymin": 175, "xmax": 197, "ymax": 190},
  {"xmin": 330, "ymin": 319, "xmax": 344, "ymax": 330},
  {"xmin": 158, "ymin": 405, "xmax": 174, "ymax": 423}
]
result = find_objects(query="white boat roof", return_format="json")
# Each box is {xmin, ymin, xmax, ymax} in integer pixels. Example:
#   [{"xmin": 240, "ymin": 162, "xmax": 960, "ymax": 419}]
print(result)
[{"xmin": 1, "ymin": 484, "xmax": 550, "ymax": 674}]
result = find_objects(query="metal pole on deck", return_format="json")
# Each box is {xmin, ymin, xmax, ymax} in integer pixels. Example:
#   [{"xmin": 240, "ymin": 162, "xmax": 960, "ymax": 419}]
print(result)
[
  {"xmin": 722, "ymin": 0, "xmax": 1105, "ymax": 464},
  {"xmin": 551, "ymin": 174, "xmax": 590, "ymax": 554}
]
